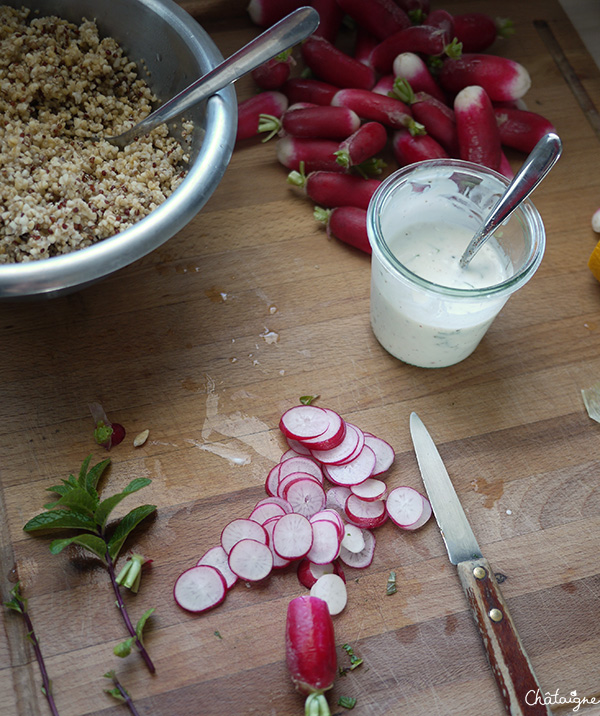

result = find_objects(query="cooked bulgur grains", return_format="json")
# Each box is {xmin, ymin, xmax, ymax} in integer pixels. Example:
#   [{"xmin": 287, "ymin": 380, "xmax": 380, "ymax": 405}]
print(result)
[{"xmin": 0, "ymin": 6, "xmax": 192, "ymax": 263}]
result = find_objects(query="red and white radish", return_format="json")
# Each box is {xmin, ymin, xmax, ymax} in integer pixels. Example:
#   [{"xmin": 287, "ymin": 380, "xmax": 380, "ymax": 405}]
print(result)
[
  {"xmin": 310, "ymin": 573, "xmax": 348, "ymax": 615},
  {"xmin": 285, "ymin": 595, "xmax": 337, "ymax": 714},
  {"xmin": 296, "ymin": 408, "xmax": 347, "ymax": 450},
  {"xmin": 385, "ymin": 486, "xmax": 432, "ymax": 530},
  {"xmin": 276, "ymin": 136, "xmax": 344, "ymax": 173},
  {"xmin": 228, "ymin": 538, "xmax": 273, "ymax": 581},
  {"xmin": 370, "ymin": 24, "xmax": 457, "ymax": 75},
  {"xmin": 282, "ymin": 105, "xmax": 361, "ymax": 140},
  {"xmin": 282, "ymin": 77, "xmax": 339, "ymax": 106},
  {"xmin": 354, "ymin": 27, "xmax": 379, "ymax": 68},
  {"xmin": 251, "ymin": 50, "xmax": 295, "ymax": 90},
  {"xmin": 494, "ymin": 107, "xmax": 556, "ymax": 153},
  {"xmin": 315, "ymin": 206, "xmax": 371, "ymax": 254},
  {"xmin": 340, "ymin": 522, "xmax": 366, "ymax": 553},
  {"xmin": 324, "ymin": 444, "xmax": 376, "ymax": 486},
  {"xmin": 350, "ymin": 477, "xmax": 387, "ymax": 501},
  {"xmin": 263, "ymin": 516, "xmax": 294, "ymax": 568},
  {"xmin": 221, "ymin": 517, "xmax": 268, "ymax": 554},
  {"xmin": 331, "ymin": 88, "xmax": 424, "ymax": 134},
  {"xmin": 283, "ymin": 477, "xmax": 327, "ymax": 517},
  {"xmin": 310, "ymin": 422, "xmax": 364, "ymax": 465},
  {"xmin": 439, "ymin": 53, "xmax": 532, "ymax": 102},
  {"xmin": 279, "ymin": 404, "xmax": 331, "ymax": 441},
  {"xmin": 410, "ymin": 92, "xmax": 459, "ymax": 156},
  {"xmin": 288, "ymin": 169, "xmax": 382, "ymax": 210},
  {"xmin": 279, "ymin": 454, "xmax": 324, "ymax": 482},
  {"xmin": 453, "ymin": 13, "xmax": 514, "ymax": 53},
  {"xmin": 236, "ymin": 90, "xmax": 288, "ymax": 141},
  {"xmin": 338, "ymin": 528, "xmax": 376, "ymax": 569},
  {"xmin": 392, "ymin": 52, "xmax": 447, "ymax": 104},
  {"xmin": 272, "ymin": 512, "xmax": 314, "ymax": 560},
  {"xmin": 454, "ymin": 85, "xmax": 502, "ymax": 170},
  {"xmin": 345, "ymin": 494, "xmax": 388, "ymax": 529},
  {"xmin": 337, "ymin": 0, "xmax": 411, "ymax": 40},
  {"xmin": 335, "ymin": 121, "xmax": 388, "ymax": 170},
  {"xmin": 364, "ymin": 434, "xmax": 395, "ymax": 474},
  {"xmin": 297, "ymin": 559, "xmax": 335, "ymax": 589},
  {"xmin": 174, "ymin": 564, "xmax": 227, "ymax": 613},
  {"xmin": 301, "ymin": 35, "xmax": 376, "ymax": 90},
  {"xmin": 392, "ymin": 129, "xmax": 449, "ymax": 166},
  {"xmin": 310, "ymin": 0, "xmax": 344, "ymax": 43},
  {"xmin": 306, "ymin": 519, "xmax": 342, "ymax": 564}
]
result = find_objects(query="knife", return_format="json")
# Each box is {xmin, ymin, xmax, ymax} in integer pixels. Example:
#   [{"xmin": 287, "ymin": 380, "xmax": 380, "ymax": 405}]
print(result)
[{"xmin": 409, "ymin": 412, "xmax": 550, "ymax": 716}]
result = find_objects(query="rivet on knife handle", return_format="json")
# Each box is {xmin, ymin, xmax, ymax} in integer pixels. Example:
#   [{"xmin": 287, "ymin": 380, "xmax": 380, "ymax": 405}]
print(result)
[{"xmin": 457, "ymin": 557, "xmax": 551, "ymax": 716}]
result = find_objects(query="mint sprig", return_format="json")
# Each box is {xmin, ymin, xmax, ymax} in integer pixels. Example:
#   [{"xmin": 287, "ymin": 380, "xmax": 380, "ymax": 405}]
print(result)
[{"xmin": 23, "ymin": 456, "xmax": 157, "ymax": 673}]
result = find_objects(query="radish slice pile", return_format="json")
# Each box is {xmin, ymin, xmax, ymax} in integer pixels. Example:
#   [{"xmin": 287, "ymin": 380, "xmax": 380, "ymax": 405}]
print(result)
[{"xmin": 174, "ymin": 404, "xmax": 431, "ymax": 615}]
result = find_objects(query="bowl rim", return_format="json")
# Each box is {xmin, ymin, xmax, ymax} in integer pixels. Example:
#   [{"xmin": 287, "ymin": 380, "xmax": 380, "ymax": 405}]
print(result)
[{"xmin": 0, "ymin": 0, "xmax": 237, "ymax": 298}]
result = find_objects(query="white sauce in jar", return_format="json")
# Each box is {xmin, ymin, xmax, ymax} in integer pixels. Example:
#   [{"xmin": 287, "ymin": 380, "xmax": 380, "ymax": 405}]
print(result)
[{"xmin": 370, "ymin": 221, "xmax": 512, "ymax": 368}]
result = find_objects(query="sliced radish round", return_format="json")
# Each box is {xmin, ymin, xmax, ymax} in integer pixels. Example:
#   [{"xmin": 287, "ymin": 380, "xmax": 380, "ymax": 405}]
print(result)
[
  {"xmin": 297, "ymin": 558, "xmax": 335, "ymax": 589},
  {"xmin": 253, "ymin": 495, "xmax": 293, "ymax": 513},
  {"xmin": 386, "ymin": 486, "xmax": 432, "ymax": 530},
  {"xmin": 249, "ymin": 501, "xmax": 287, "ymax": 524},
  {"xmin": 285, "ymin": 437, "xmax": 312, "ymax": 455},
  {"xmin": 265, "ymin": 463, "xmax": 282, "ymax": 497},
  {"xmin": 221, "ymin": 518, "xmax": 268, "ymax": 554},
  {"xmin": 324, "ymin": 445, "xmax": 376, "ymax": 486},
  {"xmin": 299, "ymin": 408, "xmax": 346, "ymax": 450},
  {"xmin": 364, "ymin": 434, "xmax": 395, "ymax": 475},
  {"xmin": 277, "ymin": 472, "xmax": 321, "ymax": 499},
  {"xmin": 325, "ymin": 486, "xmax": 352, "ymax": 513},
  {"xmin": 310, "ymin": 422, "xmax": 360, "ymax": 465},
  {"xmin": 272, "ymin": 512, "xmax": 314, "ymax": 560},
  {"xmin": 306, "ymin": 518, "xmax": 342, "ymax": 564},
  {"xmin": 263, "ymin": 517, "xmax": 293, "ymax": 568},
  {"xmin": 340, "ymin": 522, "xmax": 365, "ymax": 554},
  {"xmin": 196, "ymin": 545, "xmax": 238, "ymax": 589},
  {"xmin": 174, "ymin": 565, "xmax": 227, "ymax": 613},
  {"xmin": 228, "ymin": 539, "xmax": 273, "ymax": 581},
  {"xmin": 279, "ymin": 455, "xmax": 324, "ymax": 482},
  {"xmin": 279, "ymin": 405, "xmax": 330, "ymax": 441},
  {"xmin": 345, "ymin": 494, "xmax": 388, "ymax": 529},
  {"xmin": 284, "ymin": 477, "xmax": 327, "ymax": 517},
  {"xmin": 310, "ymin": 508, "xmax": 344, "ymax": 538},
  {"xmin": 310, "ymin": 573, "xmax": 348, "ymax": 615},
  {"xmin": 350, "ymin": 477, "xmax": 387, "ymax": 501},
  {"xmin": 339, "ymin": 528, "xmax": 375, "ymax": 569}
]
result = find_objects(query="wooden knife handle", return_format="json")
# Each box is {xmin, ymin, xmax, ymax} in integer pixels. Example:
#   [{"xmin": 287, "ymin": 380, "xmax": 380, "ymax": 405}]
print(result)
[{"xmin": 457, "ymin": 557, "xmax": 551, "ymax": 716}]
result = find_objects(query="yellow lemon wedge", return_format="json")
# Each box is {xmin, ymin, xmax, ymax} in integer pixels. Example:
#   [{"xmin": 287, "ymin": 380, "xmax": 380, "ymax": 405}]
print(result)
[{"xmin": 588, "ymin": 240, "xmax": 600, "ymax": 282}]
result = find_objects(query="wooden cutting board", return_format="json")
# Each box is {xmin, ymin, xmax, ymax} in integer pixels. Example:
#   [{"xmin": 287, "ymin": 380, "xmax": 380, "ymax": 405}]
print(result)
[{"xmin": 2, "ymin": 1, "xmax": 600, "ymax": 714}]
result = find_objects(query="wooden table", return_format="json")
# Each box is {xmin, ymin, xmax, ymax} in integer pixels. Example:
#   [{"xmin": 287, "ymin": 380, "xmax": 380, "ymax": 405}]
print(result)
[{"xmin": 2, "ymin": 1, "xmax": 600, "ymax": 714}]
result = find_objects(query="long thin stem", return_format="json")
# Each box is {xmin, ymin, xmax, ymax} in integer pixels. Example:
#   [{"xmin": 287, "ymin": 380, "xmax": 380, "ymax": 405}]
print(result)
[
  {"xmin": 106, "ymin": 673, "xmax": 141, "ymax": 716},
  {"xmin": 14, "ymin": 594, "xmax": 60, "ymax": 716},
  {"xmin": 104, "ymin": 549, "xmax": 156, "ymax": 674}
]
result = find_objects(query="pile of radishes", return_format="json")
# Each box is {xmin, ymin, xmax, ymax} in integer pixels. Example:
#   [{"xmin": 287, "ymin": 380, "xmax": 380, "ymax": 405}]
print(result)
[
  {"xmin": 236, "ymin": 0, "xmax": 556, "ymax": 253},
  {"xmin": 173, "ymin": 404, "xmax": 431, "ymax": 615}
]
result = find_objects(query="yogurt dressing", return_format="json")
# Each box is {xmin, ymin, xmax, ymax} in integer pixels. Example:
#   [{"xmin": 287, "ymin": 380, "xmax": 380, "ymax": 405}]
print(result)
[{"xmin": 370, "ymin": 221, "xmax": 512, "ymax": 368}]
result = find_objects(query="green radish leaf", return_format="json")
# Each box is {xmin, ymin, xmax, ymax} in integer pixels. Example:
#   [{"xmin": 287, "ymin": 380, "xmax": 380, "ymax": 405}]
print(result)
[
  {"xmin": 83, "ymin": 456, "xmax": 110, "ymax": 496},
  {"xmin": 94, "ymin": 478, "xmax": 152, "ymax": 528},
  {"xmin": 50, "ymin": 486, "xmax": 98, "ymax": 516},
  {"xmin": 135, "ymin": 607, "xmax": 155, "ymax": 645},
  {"xmin": 77, "ymin": 455, "xmax": 92, "ymax": 487},
  {"xmin": 105, "ymin": 686, "xmax": 125, "ymax": 702},
  {"xmin": 113, "ymin": 636, "xmax": 135, "ymax": 658},
  {"xmin": 49, "ymin": 534, "xmax": 107, "ymax": 561},
  {"xmin": 4, "ymin": 583, "xmax": 26, "ymax": 613},
  {"xmin": 23, "ymin": 509, "xmax": 97, "ymax": 533},
  {"xmin": 107, "ymin": 504, "xmax": 156, "ymax": 561}
]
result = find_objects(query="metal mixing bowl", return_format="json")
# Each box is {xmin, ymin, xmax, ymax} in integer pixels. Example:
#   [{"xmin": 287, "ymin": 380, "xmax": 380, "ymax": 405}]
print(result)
[{"xmin": 0, "ymin": 0, "xmax": 237, "ymax": 299}]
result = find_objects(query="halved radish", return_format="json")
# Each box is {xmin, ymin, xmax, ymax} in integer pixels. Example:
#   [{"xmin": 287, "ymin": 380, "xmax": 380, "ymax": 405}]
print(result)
[
  {"xmin": 340, "ymin": 522, "xmax": 365, "ymax": 554},
  {"xmin": 363, "ymin": 434, "xmax": 395, "ymax": 475},
  {"xmin": 221, "ymin": 518, "xmax": 268, "ymax": 554},
  {"xmin": 386, "ymin": 486, "xmax": 432, "ymax": 530},
  {"xmin": 339, "ymin": 528, "xmax": 375, "ymax": 569},
  {"xmin": 272, "ymin": 512, "xmax": 314, "ymax": 560},
  {"xmin": 298, "ymin": 408, "xmax": 346, "ymax": 450},
  {"xmin": 279, "ymin": 455, "xmax": 324, "ymax": 482},
  {"xmin": 345, "ymin": 494, "xmax": 388, "ymax": 529},
  {"xmin": 310, "ymin": 422, "xmax": 360, "ymax": 464},
  {"xmin": 174, "ymin": 565, "xmax": 227, "ymax": 613},
  {"xmin": 350, "ymin": 477, "xmax": 387, "ymax": 501},
  {"xmin": 297, "ymin": 558, "xmax": 335, "ymax": 589},
  {"xmin": 228, "ymin": 539, "xmax": 273, "ymax": 581},
  {"xmin": 310, "ymin": 573, "xmax": 348, "ymax": 615},
  {"xmin": 279, "ymin": 405, "xmax": 331, "ymax": 440},
  {"xmin": 263, "ymin": 516, "xmax": 293, "ymax": 568},
  {"xmin": 283, "ymin": 477, "xmax": 327, "ymax": 517},
  {"xmin": 306, "ymin": 518, "xmax": 342, "ymax": 564},
  {"xmin": 197, "ymin": 545, "xmax": 238, "ymax": 589},
  {"xmin": 324, "ymin": 445, "xmax": 376, "ymax": 486}
]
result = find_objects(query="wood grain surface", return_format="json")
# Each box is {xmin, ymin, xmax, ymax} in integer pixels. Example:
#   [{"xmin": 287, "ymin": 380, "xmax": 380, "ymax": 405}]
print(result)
[{"xmin": 2, "ymin": 1, "xmax": 600, "ymax": 715}]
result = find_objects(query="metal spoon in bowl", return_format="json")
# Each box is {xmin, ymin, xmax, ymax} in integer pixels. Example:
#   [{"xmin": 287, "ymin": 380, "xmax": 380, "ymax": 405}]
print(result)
[
  {"xmin": 100, "ymin": 6, "xmax": 320, "ymax": 148},
  {"xmin": 459, "ymin": 132, "xmax": 563, "ymax": 269}
]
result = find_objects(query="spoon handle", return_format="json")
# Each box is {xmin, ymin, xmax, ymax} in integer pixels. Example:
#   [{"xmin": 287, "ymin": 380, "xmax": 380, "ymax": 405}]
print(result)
[
  {"xmin": 109, "ymin": 6, "xmax": 320, "ymax": 147},
  {"xmin": 459, "ymin": 132, "xmax": 562, "ymax": 268}
]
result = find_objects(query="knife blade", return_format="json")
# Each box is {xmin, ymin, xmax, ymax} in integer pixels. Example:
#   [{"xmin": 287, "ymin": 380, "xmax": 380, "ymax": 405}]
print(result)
[{"xmin": 409, "ymin": 412, "xmax": 551, "ymax": 716}]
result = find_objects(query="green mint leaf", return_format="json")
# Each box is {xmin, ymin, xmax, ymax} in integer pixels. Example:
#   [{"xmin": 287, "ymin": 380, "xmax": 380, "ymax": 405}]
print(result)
[
  {"xmin": 49, "ymin": 533, "xmax": 108, "ymax": 562},
  {"xmin": 23, "ymin": 508, "xmax": 97, "ymax": 533},
  {"xmin": 338, "ymin": 696, "xmax": 357, "ymax": 709},
  {"xmin": 83, "ymin": 457, "xmax": 111, "ymax": 495},
  {"xmin": 45, "ymin": 483, "xmax": 73, "ymax": 497},
  {"xmin": 77, "ymin": 455, "xmax": 92, "ymax": 487},
  {"xmin": 94, "ymin": 478, "xmax": 152, "ymax": 528},
  {"xmin": 299, "ymin": 395, "xmax": 319, "ymax": 405},
  {"xmin": 113, "ymin": 636, "xmax": 135, "ymax": 658},
  {"xmin": 107, "ymin": 504, "xmax": 156, "ymax": 561},
  {"xmin": 50, "ymin": 486, "xmax": 98, "ymax": 517},
  {"xmin": 135, "ymin": 607, "xmax": 155, "ymax": 645}
]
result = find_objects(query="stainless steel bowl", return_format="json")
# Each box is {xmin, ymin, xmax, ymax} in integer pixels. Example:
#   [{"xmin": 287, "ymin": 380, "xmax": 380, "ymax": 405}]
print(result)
[{"xmin": 0, "ymin": 0, "xmax": 237, "ymax": 299}]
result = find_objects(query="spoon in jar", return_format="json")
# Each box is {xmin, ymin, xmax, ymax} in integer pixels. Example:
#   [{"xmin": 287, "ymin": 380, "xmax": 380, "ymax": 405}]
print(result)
[
  {"xmin": 100, "ymin": 6, "xmax": 320, "ymax": 149},
  {"xmin": 459, "ymin": 132, "xmax": 563, "ymax": 269}
]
